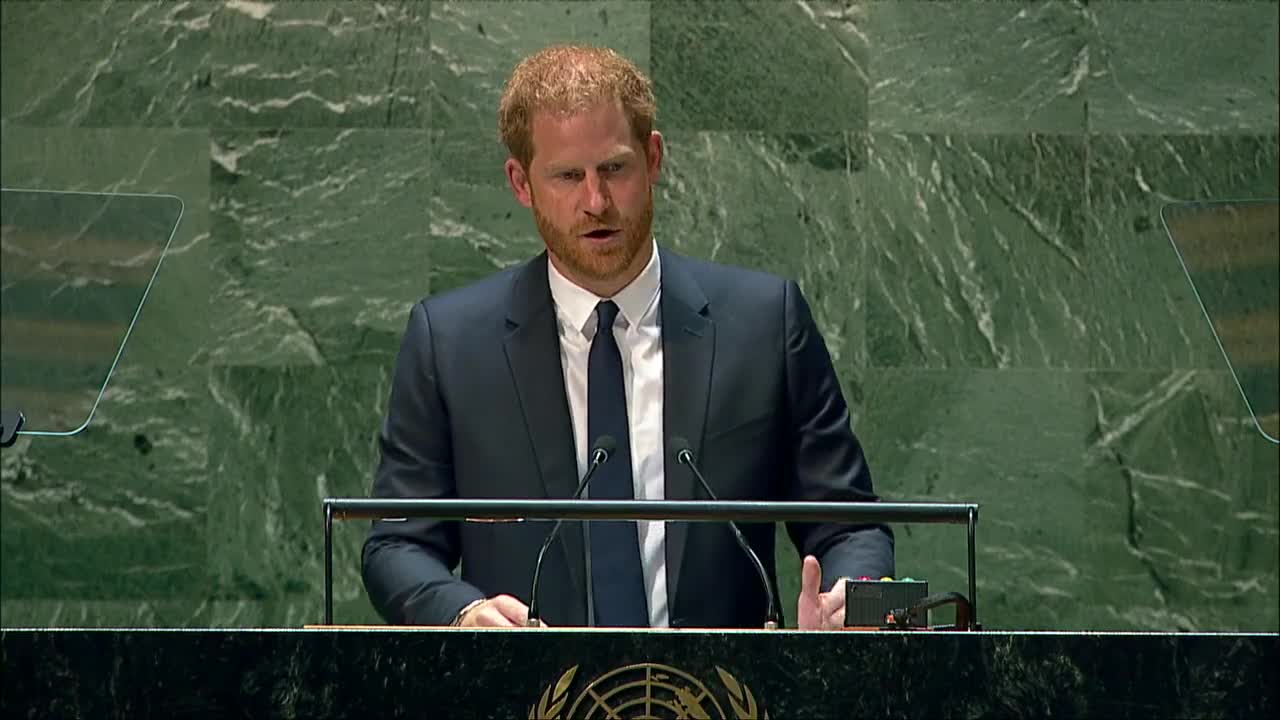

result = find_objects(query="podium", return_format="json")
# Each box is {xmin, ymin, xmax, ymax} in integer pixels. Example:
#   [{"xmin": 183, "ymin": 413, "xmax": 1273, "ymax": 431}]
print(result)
[
  {"xmin": 2, "ymin": 627, "xmax": 1275, "ymax": 717},
  {"xmin": 326, "ymin": 497, "xmax": 982, "ymax": 629}
]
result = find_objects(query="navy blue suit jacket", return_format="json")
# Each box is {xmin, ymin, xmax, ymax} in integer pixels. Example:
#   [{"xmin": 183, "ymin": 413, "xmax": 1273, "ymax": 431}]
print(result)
[{"xmin": 362, "ymin": 247, "xmax": 893, "ymax": 628}]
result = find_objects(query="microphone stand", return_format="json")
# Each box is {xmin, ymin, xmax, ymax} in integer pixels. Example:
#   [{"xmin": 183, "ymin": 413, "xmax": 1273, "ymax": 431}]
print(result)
[
  {"xmin": 526, "ymin": 442, "xmax": 612, "ymax": 627},
  {"xmin": 676, "ymin": 446, "xmax": 780, "ymax": 630}
]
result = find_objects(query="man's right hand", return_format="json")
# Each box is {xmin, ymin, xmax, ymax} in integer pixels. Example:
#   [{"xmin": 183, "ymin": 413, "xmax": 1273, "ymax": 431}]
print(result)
[{"xmin": 455, "ymin": 595, "xmax": 547, "ymax": 628}]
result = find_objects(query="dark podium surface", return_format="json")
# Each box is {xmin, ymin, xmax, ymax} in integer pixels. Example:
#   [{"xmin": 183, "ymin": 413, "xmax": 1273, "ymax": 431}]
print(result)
[{"xmin": 2, "ymin": 628, "xmax": 1276, "ymax": 718}]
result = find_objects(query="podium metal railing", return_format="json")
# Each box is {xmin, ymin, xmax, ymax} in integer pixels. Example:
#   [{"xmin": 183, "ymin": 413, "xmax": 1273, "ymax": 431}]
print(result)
[{"xmin": 321, "ymin": 498, "xmax": 979, "ymax": 627}]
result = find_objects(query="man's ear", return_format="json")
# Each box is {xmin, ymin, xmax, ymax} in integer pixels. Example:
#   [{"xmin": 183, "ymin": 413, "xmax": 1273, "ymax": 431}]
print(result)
[
  {"xmin": 645, "ymin": 131, "xmax": 664, "ymax": 184},
  {"xmin": 505, "ymin": 158, "xmax": 534, "ymax": 209}
]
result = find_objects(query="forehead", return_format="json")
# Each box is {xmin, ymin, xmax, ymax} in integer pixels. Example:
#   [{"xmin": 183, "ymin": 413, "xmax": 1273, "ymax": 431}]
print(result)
[{"xmin": 529, "ymin": 100, "xmax": 638, "ymax": 166}]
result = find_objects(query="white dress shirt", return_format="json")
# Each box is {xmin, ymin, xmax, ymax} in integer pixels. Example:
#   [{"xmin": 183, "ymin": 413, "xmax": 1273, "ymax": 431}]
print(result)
[{"xmin": 547, "ymin": 241, "xmax": 668, "ymax": 628}]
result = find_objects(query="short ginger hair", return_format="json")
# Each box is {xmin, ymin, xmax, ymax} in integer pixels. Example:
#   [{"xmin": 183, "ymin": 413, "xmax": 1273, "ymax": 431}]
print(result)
[{"xmin": 498, "ymin": 44, "xmax": 656, "ymax": 168}]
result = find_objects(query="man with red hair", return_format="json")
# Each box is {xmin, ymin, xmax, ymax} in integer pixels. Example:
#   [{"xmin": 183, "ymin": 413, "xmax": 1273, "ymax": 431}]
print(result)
[{"xmin": 363, "ymin": 45, "xmax": 893, "ymax": 630}]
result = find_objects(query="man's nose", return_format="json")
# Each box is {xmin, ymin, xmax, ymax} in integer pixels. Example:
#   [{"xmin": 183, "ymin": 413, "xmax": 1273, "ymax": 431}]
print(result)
[{"xmin": 582, "ymin": 172, "xmax": 612, "ymax": 215}]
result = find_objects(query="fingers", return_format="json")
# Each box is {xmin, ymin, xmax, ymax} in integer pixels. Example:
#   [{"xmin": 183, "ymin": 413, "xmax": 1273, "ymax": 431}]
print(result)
[
  {"xmin": 489, "ymin": 595, "xmax": 532, "ymax": 625},
  {"xmin": 796, "ymin": 556, "xmax": 824, "ymax": 631},
  {"xmin": 821, "ymin": 578, "xmax": 847, "ymax": 613},
  {"xmin": 818, "ymin": 578, "xmax": 847, "ymax": 630},
  {"xmin": 460, "ymin": 602, "xmax": 518, "ymax": 628},
  {"xmin": 800, "ymin": 555, "xmax": 821, "ymax": 602},
  {"xmin": 459, "ymin": 595, "xmax": 546, "ymax": 628},
  {"xmin": 825, "ymin": 606, "xmax": 845, "ymax": 630}
]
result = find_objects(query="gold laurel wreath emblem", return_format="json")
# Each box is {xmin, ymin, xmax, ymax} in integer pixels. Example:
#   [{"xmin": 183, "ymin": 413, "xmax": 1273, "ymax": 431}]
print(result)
[
  {"xmin": 529, "ymin": 665, "xmax": 578, "ymax": 720},
  {"xmin": 715, "ymin": 667, "xmax": 763, "ymax": 719},
  {"xmin": 528, "ymin": 664, "xmax": 766, "ymax": 719}
]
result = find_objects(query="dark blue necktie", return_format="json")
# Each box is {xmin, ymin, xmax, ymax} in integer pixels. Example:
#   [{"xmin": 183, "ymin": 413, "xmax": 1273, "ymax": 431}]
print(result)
[{"xmin": 587, "ymin": 300, "xmax": 649, "ymax": 627}]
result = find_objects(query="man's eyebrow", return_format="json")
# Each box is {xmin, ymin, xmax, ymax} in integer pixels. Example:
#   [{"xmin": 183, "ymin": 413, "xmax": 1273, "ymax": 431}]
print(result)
[
  {"xmin": 600, "ymin": 149, "xmax": 636, "ymax": 163},
  {"xmin": 542, "ymin": 163, "xmax": 579, "ymax": 175},
  {"xmin": 544, "ymin": 151, "xmax": 636, "ymax": 173}
]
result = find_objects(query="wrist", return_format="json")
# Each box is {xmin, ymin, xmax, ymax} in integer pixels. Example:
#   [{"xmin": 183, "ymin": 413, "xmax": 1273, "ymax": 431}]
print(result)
[{"xmin": 451, "ymin": 598, "xmax": 485, "ymax": 627}]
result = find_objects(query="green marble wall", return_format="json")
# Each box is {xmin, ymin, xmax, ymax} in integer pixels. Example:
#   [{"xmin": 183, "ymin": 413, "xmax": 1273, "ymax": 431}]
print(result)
[{"xmin": 1, "ymin": 1, "xmax": 1276, "ymax": 631}]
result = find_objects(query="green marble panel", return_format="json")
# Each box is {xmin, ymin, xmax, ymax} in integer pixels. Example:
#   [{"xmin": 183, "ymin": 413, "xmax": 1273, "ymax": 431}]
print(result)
[
  {"xmin": 425, "ymin": 129, "xmax": 550, "ymax": 294},
  {"xmin": 1085, "ymin": 134, "xmax": 1278, "ymax": 369},
  {"xmin": 1081, "ymin": 370, "xmax": 1279, "ymax": 631},
  {"xmin": 210, "ymin": 0, "xmax": 431, "ymax": 128},
  {"xmin": 862, "ymin": 133, "xmax": 1091, "ymax": 369},
  {"xmin": 656, "ymin": 132, "xmax": 865, "ymax": 367},
  {"xmin": 1, "ymin": 0, "xmax": 1276, "ymax": 634},
  {"xmin": 0, "ymin": 601, "xmax": 248, "ymax": 629},
  {"xmin": 865, "ymin": 1, "xmax": 1089, "ymax": 134},
  {"xmin": 0, "ymin": 596, "xmax": 376, "ymax": 628},
  {"xmin": 651, "ymin": 1, "xmax": 868, "ymax": 132},
  {"xmin": 205, "ymin": 363, "xmax": 385, "ymax": 625},
  {"xmin": 859, "ymin": 368, "xmax": 1102, "ymax": 629},
  {"xmin": 1, "ymin": 429, "xmax": 208, "ymax": 601},
  {"xmin": 0, "ymin": 1, "xmax": 214, "ymax": 127},
  {"xmin": 1, "ymin": 128, "xmax": 212, "ymax": 605},
  {"xmin": 429, "ymin": 1, "xmax": 651, "ymax": 132},
  {"xmin": 1089, "ymin": 1, "xmax": 1280, "ymax": 134},
  {"xmin": 209, "ymin": 129, "xmax": 432, "ymax": 366},
  {"xmin": 858, "ymin": 366, "xmax": 1278, "ymax": 631}
]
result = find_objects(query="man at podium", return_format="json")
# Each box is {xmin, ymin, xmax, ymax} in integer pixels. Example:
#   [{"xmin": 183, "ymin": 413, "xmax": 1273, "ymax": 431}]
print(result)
[{"xmin": 362, "ymin": 44, "xmax": 893, "ymax": 630}]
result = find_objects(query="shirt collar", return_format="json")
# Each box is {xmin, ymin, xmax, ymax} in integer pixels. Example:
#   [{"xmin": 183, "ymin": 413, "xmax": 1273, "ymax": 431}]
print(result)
[{"xmin": 547, "ymin": 238, "xmax": 661, "ymax": 338}]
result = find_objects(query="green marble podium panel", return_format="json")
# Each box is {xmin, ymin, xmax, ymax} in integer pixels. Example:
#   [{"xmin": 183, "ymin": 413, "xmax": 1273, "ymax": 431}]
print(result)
[{"xmin": 2, "ymin": 629, "xmax": 1276, "ymax": 719}]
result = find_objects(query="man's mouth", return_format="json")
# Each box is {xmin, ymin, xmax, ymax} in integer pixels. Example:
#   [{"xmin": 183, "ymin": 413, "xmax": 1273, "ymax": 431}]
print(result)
[{"xmin": 582, "ymin": 228, "xmax": 620, "ymax": 241}]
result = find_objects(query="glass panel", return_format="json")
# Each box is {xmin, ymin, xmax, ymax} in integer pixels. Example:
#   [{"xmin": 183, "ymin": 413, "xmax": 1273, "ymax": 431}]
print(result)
[
  {"xmin": 1162, "ymin": 199, "xmax": 1279, "ymax": 443},
  {"xmin": 0, "ymin": 188, "xmax": 182, "ymax": 436}
]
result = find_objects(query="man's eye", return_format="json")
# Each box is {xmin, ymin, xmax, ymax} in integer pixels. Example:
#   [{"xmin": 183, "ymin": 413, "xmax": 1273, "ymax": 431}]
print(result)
[
  {"xmin": 603, "ymin": 163, "xmax": 624, "ymax": 173},
  {"xmin": 559, "ymin": 171, "xmax": 580, "ymax": 181}
]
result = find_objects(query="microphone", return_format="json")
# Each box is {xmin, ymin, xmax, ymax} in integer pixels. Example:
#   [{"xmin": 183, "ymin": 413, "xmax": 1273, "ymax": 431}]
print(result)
[
  {"xmin": 527, "ymin": 435, "xmax": 617, "ymax": 627},
  {"xmin": 670, "ymin": 437, "xmax": 780, "ymax": 630}
]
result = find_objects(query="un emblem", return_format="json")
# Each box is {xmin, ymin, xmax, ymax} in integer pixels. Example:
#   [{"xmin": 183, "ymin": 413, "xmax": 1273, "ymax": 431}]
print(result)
[{"xmin": 528, "ymin": 663, "xmax": 767, "ymax": 719}]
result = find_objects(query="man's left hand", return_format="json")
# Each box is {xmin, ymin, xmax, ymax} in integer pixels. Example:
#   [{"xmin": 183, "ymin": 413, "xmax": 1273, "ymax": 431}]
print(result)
[{"xmin": 797, "ymin": 555, "xmax": 846, "ymax": 630}]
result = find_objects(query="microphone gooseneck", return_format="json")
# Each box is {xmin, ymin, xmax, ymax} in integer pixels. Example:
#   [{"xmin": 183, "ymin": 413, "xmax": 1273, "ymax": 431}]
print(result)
[
  {"xmin": 672, "ymin": 437, "xmax": 780, "ymax": 630},
  {"xmin": 527, "ymin": 435, "xmax": 616, "ymax": 627}
]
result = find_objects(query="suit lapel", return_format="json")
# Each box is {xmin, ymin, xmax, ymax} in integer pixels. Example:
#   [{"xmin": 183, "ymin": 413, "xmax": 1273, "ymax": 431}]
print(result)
[
  {"xmin": 659, "ymin": 249, "xmax": 714, "ymax": 619},
  {"xmin": 503, "ymin": 252, "xmax": 587, "ymax": 622}
]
